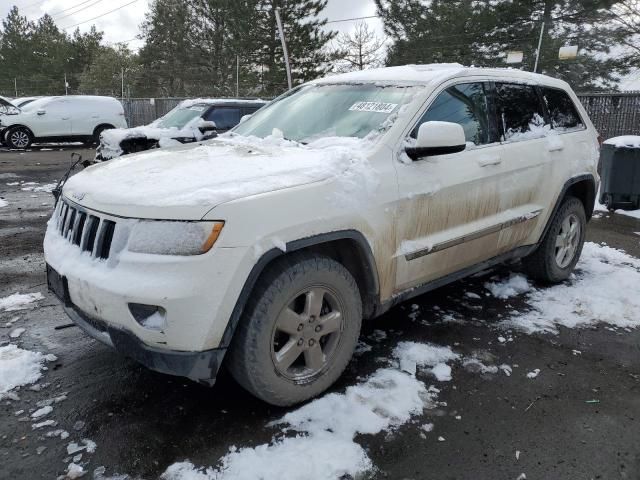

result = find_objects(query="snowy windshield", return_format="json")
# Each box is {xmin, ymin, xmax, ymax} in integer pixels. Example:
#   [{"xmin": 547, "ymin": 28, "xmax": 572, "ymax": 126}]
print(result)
[
  {"xmin": 233, "ymin": 83, "xmax": 417, "ymax": 142},
  {"xmin": 154, "ymin": 104, "xmax": 208, "ymax": 129}
]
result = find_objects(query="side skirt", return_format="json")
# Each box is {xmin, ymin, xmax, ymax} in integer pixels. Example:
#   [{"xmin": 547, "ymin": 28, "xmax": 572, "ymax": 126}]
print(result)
[{"xmin": 374, "ymin": 244, "xmax": 537, "ymax": 316}]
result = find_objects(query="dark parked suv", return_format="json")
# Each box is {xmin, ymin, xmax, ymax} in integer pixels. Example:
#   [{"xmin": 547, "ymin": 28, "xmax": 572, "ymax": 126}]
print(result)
[{"xmin": 95, "ymin": 98, "xmax": 266, "ymax": 160}]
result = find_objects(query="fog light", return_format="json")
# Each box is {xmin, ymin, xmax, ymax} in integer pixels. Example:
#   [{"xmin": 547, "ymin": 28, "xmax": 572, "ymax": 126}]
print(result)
[{"xmin": 128, "ymin": 303, "xmax": 166, "ymax": 331}]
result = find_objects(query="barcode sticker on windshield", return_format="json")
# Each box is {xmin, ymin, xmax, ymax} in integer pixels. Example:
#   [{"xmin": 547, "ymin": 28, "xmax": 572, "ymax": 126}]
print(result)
[{"xmin": 349, "ymin": 102, "xmax": 398, "ymax": 114}]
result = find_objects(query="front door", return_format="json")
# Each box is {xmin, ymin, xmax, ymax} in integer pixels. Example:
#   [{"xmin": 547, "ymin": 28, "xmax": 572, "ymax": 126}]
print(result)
[{"xmin": 30, "ymin": 98, "xmax": 72, "ymax": 138}]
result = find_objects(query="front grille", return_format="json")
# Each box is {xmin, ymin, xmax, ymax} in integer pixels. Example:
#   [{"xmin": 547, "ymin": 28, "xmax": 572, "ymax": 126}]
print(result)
[{"xmin": 54, "ymin": 199, "xmax": 117, "ymax": 260}]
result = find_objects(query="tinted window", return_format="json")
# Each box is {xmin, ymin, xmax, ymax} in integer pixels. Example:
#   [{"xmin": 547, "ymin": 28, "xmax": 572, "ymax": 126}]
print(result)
[
  {"xmin": 542, "ymin": 88, "xmax": 584, "ymax": 130},
  {"xmin": 412, "ymin": 83, "xmax": 490, "ymax": 145},
  {"xmin": 495, "ymin": 83, "xmax": 547, "ymax": 141},
  {"xmin": 206, "ymin": 107, "xmax": 241, "ymax": 130}
]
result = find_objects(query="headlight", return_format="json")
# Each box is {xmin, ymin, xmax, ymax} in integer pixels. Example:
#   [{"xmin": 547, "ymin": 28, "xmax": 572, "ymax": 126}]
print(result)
[{"xmin": 127, "ymin": 221, "xmax": 224, "ymax": 255}]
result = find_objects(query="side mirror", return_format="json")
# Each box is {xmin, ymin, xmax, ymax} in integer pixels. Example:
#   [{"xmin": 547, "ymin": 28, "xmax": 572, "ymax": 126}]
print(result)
[
  {"xmin": 239, "ymin": 114, "xmax": 252, "ymax": 124},
  {"xmin": 37, "ymin": 109, "xmax": 46, "ymax": 116},
  {"xmin": 406, "ymin": 121, "xmax": 466, "ymax": 161},
  {"xmin": 198, "ymin": 120, "xmax": 217, "ymax": 133}
]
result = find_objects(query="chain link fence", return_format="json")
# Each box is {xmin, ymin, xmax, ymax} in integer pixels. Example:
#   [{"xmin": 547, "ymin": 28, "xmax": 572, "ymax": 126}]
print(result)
[{"xmin": 577, "ymin": 92, "xmax": 640, "ymax": 139}]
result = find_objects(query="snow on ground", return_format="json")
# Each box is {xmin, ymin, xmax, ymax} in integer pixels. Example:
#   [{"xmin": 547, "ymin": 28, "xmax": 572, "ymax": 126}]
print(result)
[
  {"xmin": 484, "ymin": 274, "xmax": 531, "ymax": 299},
  {"xmin": 495, "ymin": 242, "xmax": 640, "ymax": 334},
  {"xmin": 161, "ymin": 343, "xmax": 458, "ymax": 480},
  {"xmin": 595, "ymin": 199, "xmax": 640, "ymax": 219},
  {"xmin": 0, "ymin": 344, "xmax": 53, "ymax": 396},
  {"xmin": 20, "ymin": 182, "xmax": 57, "ymax": 193},
  {"xmin": 0, "ymin": 292, "xmax": 44, "ymax": 311}
]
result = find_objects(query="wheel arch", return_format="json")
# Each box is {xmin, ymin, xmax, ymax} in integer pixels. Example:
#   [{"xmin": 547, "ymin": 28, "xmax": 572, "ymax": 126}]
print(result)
[
  {"xmin": 219, "ymin": 230, "xmax": 380, "ymax": 349},
  {"xmin": 3, "ymin": 124, "xmax": 35, "ymax": 137},
  {"xmin": 541, "ymin": 174, "xmax": 597, "ymax": 241},
  {"xmin": 93, "ymin": 123, "xmax": 115, "ymax": 135}
]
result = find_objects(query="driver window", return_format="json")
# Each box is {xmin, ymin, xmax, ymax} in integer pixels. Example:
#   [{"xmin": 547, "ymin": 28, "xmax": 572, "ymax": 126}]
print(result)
[{"xmin": 411, "ymin": 82, "xmax": 490, "ymax": 146}]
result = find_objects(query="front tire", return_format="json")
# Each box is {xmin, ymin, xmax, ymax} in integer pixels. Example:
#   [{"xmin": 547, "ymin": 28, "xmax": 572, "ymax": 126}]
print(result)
[
  {"xmin": 524, "ymin": 196, "xmax": 586, "ymax": 283},
  {"xmin": 6, "ymin": 127, "xmax": 33, "ymax": 150},
  {"xmin": 87, "ymin": 124, "xmax": 114, "ymax": 147},
  {"xmin": 227, "ymin": 254, "xmax": 362, "ymax": 406}
]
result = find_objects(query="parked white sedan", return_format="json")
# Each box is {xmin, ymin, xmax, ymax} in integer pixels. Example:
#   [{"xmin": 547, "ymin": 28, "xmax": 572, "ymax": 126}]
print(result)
[{"xmin": 0, "ymin": 95, "xmax": 127, "ymax": 149}]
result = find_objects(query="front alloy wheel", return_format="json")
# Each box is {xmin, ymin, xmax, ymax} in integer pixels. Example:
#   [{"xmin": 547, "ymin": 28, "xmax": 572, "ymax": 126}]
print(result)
[
  {"xmin": 8, "ymin": 128, "xmax": 31, "ymax": 149},
  {"xmin": 227, "ymin": 253, "xmax": 362, "ymax": 406},
  {"xmin": 272, "ymin": 286, "xmax": 344, "ymax": 381}
]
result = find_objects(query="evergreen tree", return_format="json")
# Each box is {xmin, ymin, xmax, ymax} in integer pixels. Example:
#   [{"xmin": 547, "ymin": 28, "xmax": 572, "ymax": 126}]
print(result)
[
  {"xmin": 79, "ymin": 44, "xmax": 139, "ymax": 96},
  {"xmin": 376, "ymin": 0, "xmax": 638, "ymax": 90},
  {"xmin": 252, "ymin": 0, "xmax": 337, "ymax": 96},
  {"xmin": 137, "ymin": 0, "xmax": 199, "ymax": 96},
  {"xmin": 0, "ymin": 6, "xmax": 34, "ymax": 95}
]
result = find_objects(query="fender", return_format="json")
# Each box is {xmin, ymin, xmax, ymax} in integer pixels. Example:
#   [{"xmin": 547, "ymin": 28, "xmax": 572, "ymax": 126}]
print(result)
[{"xmin": 218, "ymin": 229, "xmax": 380, "ymax": 349}]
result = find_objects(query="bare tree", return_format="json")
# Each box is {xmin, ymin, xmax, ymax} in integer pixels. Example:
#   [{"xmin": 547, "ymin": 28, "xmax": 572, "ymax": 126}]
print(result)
[
  {"xmin": 333, "ymin": 21, "xmax": 386, "ymax": 72},
  {"xmin": 609, "ymin": 0, "xmax": 640, "ymax": 55}
]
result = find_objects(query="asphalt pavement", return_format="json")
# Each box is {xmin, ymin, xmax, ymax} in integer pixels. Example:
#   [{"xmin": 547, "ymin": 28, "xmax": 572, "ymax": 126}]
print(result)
[{"xmin": 1, "ymin": 147, "xmax": 639, "ymax": 479}]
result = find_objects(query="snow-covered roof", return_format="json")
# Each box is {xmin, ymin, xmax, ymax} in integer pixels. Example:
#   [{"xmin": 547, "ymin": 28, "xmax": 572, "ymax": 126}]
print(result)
[
  {"xmin": 177, "ymin": 98, "xmax": 267, "ymax": 108},
  {"xmin": 315, "ymin": 64, "xmax": 569, "ymax": 88}
]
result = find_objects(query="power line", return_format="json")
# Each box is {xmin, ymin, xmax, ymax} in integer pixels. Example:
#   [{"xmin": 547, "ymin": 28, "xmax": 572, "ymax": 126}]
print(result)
[
  {"xmin": 53, "ymin": 0, "xmax": 104, "ymax": 21},
  {"xmin": 325, "ymin": 15, "xmax": 378, "ymax": 24},
  {"xmin": 61, "ymin": 0, "xmax": 139, "ymax": 30}
]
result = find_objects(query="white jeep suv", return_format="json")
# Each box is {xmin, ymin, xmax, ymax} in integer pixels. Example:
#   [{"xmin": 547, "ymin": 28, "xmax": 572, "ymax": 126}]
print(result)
[{"xmin": 44, "ymin": 65, "xmax": 599, "ymax": 406}]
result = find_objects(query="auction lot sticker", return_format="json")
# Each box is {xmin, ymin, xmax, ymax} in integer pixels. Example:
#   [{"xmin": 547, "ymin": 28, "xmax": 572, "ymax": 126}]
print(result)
[{"xmin": 349, "ymin": 102, "xmax": 398, "ymax": 114}]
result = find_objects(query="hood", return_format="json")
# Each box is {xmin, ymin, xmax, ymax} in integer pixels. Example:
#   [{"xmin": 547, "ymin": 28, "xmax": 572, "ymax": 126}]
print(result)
[{"xmin": 65, "ymin": 135, "xmax": 373, "ymax": 220}]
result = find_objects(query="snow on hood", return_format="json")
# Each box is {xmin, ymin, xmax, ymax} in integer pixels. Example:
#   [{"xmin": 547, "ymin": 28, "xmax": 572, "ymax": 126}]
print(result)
[{"xmin": 64, "ymin": 134, "xmax": 377, "ymax": 218}]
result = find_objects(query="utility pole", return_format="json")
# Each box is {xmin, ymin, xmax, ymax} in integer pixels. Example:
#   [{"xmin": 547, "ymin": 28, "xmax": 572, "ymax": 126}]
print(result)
[
  {"xmin": 236, "ymin": 55, "xmax": 240, "ymax": 97},
  {"xmin": 64, "ymin": 73, "xmax": 68, "ymax": 95},
  {"xmin": 533, "ymin": 20, "xmax": 545, "ymax": 73},
  {"xmin": 121, "ymin": 68, "xmax": 125, "ymax": 99},
  {"xmin": 14, "ymin": 78, "xmax": 17, "ymax": 97},
  {"xmin": 275, "ymin": 7, "xmax": 292, "ymax": 90}
]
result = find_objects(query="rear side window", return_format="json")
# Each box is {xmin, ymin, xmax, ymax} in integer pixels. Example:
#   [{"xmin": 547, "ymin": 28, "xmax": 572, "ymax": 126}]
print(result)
[
  {"xmin": 411, "ymin": 82, "xmax": 490, "ymax": 145},
  {"xmin": 205, "ymin": 107, "xmax": 241, "ymax": 130},
  {"xmin": 495, "ymin": 83, "xmax": 547, "ymax": 141},
  {"xmin": 541, "ymin": 88, "xmax": 584, "ymax": 130}
]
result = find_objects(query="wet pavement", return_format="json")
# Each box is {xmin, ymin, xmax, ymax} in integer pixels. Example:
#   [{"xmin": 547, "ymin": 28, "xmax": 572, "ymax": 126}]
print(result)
[{"xmin": 1, "ymin": 148, "xmax": 639, "ymax": 479}]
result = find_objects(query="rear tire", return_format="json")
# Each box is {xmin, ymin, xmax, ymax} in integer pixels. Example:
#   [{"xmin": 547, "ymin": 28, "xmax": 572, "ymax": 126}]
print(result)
[
  {"xmin": 226, "ymin": 253, "xmax": 362, "ymax": 406},
  {"xmin": 523, "ymin": 196, "xmax": 586, "ymax": 283},
  {"xmin": 88, "ymin": 124, "xmax": 114, "ymax": 147},
  {"xmin": 6, "ymin": 127, "xmax": 33, "ymax": 150}
]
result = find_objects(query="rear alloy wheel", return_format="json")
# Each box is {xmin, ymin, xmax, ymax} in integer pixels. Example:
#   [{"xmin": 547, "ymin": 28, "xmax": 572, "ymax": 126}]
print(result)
[
  {"xmin": 227, "ymin": 254, "xmax": 362, "ymax": 406},
  {"xmin": 524, "ymin": 196, "xmax": 586, "ymax": 283},
  {"xmin": 7, "ymin": 127, "xmax": 32, "ymax": 149}
]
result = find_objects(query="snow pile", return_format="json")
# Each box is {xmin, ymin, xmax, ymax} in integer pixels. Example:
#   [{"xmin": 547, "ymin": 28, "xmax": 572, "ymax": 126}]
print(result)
[
  {"xmin": 0, "ymin": 345, "xmax": 51, "ymax": 395},
  {"xmin": 0, "ymin": 292, "xmax": 44, "ymax": 311},
  {"xmin": 0, "ymin": 198, "xmax": 7, "ymax": 208},
  {"xmin": 66, "ymin": 135, "xmax": 377, "ymax": 210},
  {"xmin": 161, "ymin": 342, "xmax": 458, "ymax": 480},
  {"xmin": 484, "ymin": 274, "xmax": 531, "ymax": 299},
  {"xmin": 505, "ymin": 242, "xmax": 640, "ymax": 333},
  {"xmin": 393, "ymin": 341, "xmax": 459, "ymax": 378},
  {"xmin": 604, "ymin": 136, "xmax": 640, "ymax": 148},
  {"xmin": 20, "ymin": 182, "xmax": 56, "ymax": 193}
]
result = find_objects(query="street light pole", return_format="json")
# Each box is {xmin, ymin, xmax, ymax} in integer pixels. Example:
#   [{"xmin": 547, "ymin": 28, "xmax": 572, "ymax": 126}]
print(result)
[
  {"xmin": 275, "ymin": 7, "xmax": 292, "ymax": 90},
  {"xmin": 533, "ymin": 20, "xmax": 545, "ymax": 73}
]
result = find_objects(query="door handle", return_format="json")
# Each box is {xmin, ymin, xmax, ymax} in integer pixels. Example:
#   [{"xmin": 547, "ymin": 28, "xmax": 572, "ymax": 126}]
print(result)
[
  {"xmin": 547, "ymin": 139, "xmax": 565, "ymax": 152},
  {"xmin": 478, "ymin": 155, "xmax": 502, "ymax": 167}
]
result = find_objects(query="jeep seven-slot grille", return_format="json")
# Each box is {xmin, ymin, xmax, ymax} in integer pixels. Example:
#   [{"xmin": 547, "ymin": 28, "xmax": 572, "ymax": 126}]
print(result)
[{"xmin": 55, "ymin": 199, "xmax": 116, "ymax": 260}]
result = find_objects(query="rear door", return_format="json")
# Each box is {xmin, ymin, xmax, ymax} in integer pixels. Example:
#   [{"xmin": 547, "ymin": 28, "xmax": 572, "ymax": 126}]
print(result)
[{"xmin": 492, "ymin": 82, "xmax": 557, "ymax": 249}]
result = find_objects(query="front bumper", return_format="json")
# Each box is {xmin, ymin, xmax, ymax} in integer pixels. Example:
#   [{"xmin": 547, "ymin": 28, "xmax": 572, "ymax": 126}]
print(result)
[{"xmin": 60, "ymin": 296, "xmax": 224, "ymax": 385}]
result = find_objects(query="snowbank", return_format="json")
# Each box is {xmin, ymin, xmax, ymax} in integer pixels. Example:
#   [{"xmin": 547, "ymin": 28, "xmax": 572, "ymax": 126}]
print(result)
[
  {"xmin": 603, "ymin": 136, "xmax": 640, "ymax": 148},
  {"xmin": 0, "ymin": 345, "xmax": 52, "ymax": 395},
  {"xmin": 484, "ymin": 274, "xmax": 531, "ymax": 299},
  {"xmin": 502, "ymin": 242, "xmax": 640, "ymax": 333},
  {"xmin": 161, "ymin": 342, "xmax": 458, "ymax": 480},
  {"xmin": 66, "ymin": 135, "xmax": 377, "ymax": 209}
]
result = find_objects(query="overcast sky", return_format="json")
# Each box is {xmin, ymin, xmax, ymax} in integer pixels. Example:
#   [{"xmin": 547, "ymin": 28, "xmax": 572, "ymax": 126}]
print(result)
[{"xmin": 1, "ymin": 0, "xmax": 384, "ymax": 50}]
